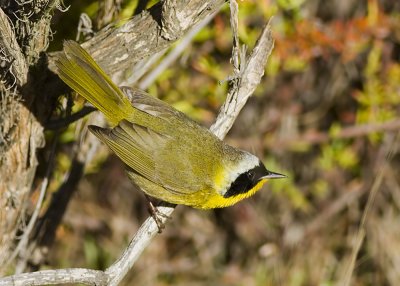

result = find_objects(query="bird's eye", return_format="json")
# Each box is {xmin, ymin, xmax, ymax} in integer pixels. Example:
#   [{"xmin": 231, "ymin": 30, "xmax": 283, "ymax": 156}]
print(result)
[{"xmin": 247, "ymin": 170, "xmax": 255, "ymax": 179}]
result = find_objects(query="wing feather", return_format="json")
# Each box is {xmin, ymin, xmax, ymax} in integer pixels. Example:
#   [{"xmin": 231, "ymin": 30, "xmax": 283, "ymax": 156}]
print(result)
[
  {"xmin": 89, "ymin": 121, "xmax": 167, "ymax": 181},
  {"xmin": 89, "ymin": 119, "xmax": 217, "ymax": 195},
  {"xmin": 120, "ymin": 86, "xmax": 190, "ymax": 122}
]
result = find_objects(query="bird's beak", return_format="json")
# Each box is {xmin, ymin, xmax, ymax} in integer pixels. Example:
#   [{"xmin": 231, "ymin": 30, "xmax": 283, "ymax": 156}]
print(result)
[{"xmin": 261, "ymin": 171, "xmax": 287, "ymax": 180}]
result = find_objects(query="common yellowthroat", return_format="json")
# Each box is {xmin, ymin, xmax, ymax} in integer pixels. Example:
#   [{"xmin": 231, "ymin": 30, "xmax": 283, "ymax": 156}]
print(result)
[{"xmin": 55, "ymin": 41, "xmax": 285, "ymax": 209}]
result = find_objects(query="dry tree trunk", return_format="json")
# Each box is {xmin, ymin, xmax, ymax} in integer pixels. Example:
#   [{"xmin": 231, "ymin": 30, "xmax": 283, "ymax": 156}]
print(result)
[
  {"xmin": 0, "ymin": 0, "xmax": 225, "ymax": 275},
  {"xmin": 0, "ymin": 0, "xmax": 56, "ymax": 270}
]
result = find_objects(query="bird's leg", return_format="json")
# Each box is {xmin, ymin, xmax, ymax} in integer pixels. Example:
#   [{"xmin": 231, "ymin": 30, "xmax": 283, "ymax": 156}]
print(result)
[{"xmin": 144, "ymin": 194, "xmax": 170, "ymax": 233}]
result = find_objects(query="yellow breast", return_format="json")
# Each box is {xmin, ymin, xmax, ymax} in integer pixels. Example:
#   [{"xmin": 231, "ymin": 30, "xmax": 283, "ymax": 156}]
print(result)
[{"xmin": 196, "ymin": 179, "xmax": 268, "ymax": 209}]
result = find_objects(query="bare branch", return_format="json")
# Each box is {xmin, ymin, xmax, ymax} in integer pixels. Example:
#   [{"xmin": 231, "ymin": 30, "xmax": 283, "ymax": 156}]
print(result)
[
  {"xmin": 80, "ymin": 0, "xmax": 225, "ymax": 75},
  {"xmin": 211, "ymin": 20, "xmax": 274, "ymax": 139},
  {"xmin": 0, "ymin": 268, "xmax": 107, "ymax": 286},
  {"xmin": 105, "ymin": 204, "xmax": 174, "ymax": 286},
  {"xmin": 45, "ymin": 106, "xmax": 97, "ymax": 130}
]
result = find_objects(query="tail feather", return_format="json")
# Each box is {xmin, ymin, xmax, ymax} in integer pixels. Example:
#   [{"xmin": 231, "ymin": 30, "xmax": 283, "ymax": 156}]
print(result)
[{"xmin": 55, "ymin": 41, "xmax": 133, "ymax": 125}]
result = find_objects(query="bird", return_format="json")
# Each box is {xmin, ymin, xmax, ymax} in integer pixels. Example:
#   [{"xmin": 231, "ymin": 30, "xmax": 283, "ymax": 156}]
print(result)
[{"xmin": 54, "ymin": 40, "xmax": 286, "ymax": 210}]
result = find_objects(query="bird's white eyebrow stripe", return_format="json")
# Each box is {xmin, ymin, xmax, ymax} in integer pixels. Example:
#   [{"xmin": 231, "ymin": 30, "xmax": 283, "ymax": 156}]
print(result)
[{"xmin": 224, "ymin": 152, "xmax": 259, "ymax": 190}]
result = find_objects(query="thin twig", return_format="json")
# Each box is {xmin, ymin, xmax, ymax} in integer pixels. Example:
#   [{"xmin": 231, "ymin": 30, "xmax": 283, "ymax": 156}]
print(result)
[
  {"xmin": 45, "ymin": 106, "xmax": 97, "ymax": 130},
  {"xmin": 211, "ymin": 19, "xmax": 274, "ymax": 139}
]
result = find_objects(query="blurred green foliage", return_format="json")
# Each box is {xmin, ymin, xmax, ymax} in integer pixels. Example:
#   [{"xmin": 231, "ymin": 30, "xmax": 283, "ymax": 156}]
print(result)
[{"xmin": 356, "ymin": 42, "xmax": 400, "ymax": 142}]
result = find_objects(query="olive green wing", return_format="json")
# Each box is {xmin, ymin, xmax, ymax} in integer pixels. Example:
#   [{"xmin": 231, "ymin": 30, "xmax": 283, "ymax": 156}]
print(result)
[
  {"xmin": 154, "ymin": 137, "xmax": 217, "ymax": 194},
  {"xmin": 89, "ymin": 119, "xmax": 210, "ymax": 194},
  {"xmin": 89, "ymin": 120, "xmax": 165, "ymax": 181},
  {"xmin": 126, "ymin": 171, "xmax": 195, "ymax": 206}
]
